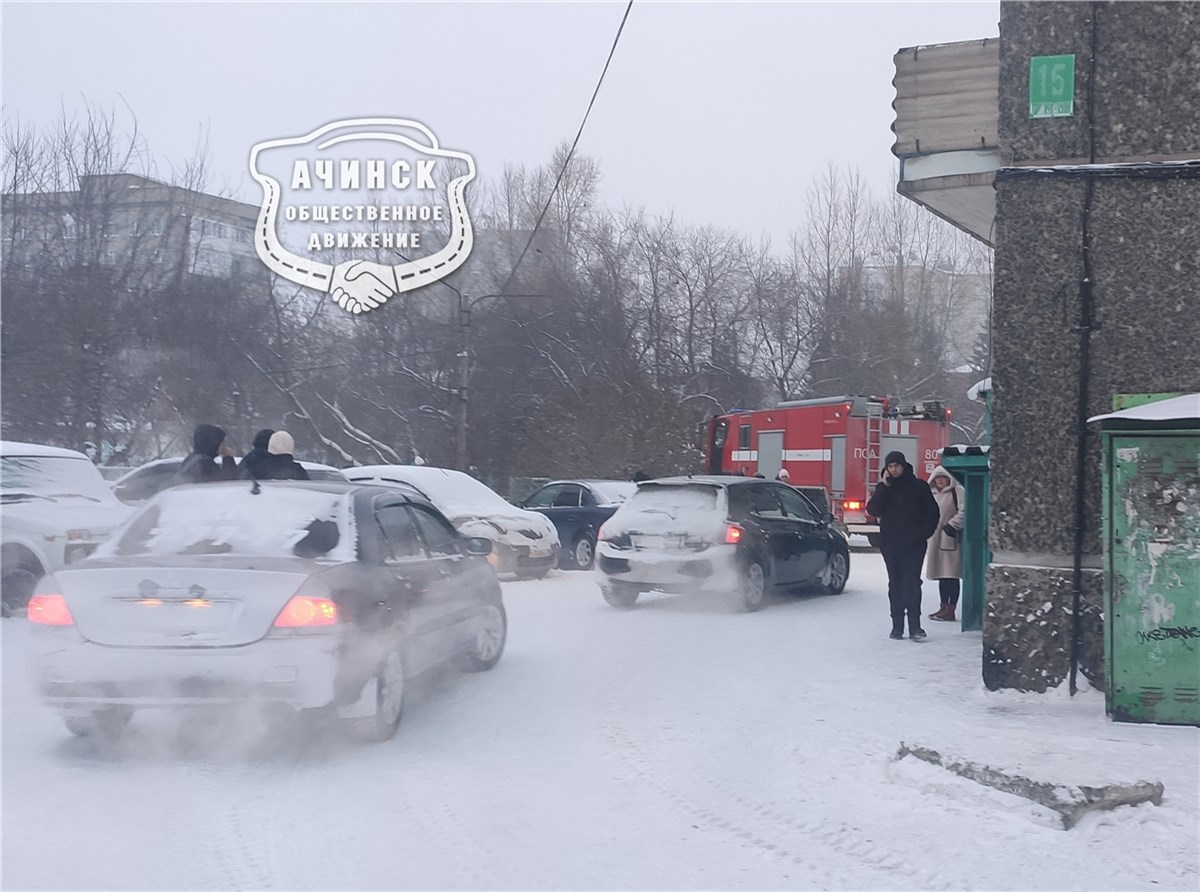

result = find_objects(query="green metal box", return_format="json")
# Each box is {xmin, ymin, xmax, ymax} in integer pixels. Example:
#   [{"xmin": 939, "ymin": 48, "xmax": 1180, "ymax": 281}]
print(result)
[
  {"xmin": 1095, "ymin": 396, "xmax": 1200, "ymax": 725},
  {"xmin": 940, "ymin": 446, "xmax": 991, "ymax": 632}
]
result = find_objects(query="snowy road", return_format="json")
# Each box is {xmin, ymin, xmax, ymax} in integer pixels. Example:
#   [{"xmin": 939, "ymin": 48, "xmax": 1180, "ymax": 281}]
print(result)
[{"xmin": 3, "ymin": 551, "xmax": 1197, "ymax": 891}]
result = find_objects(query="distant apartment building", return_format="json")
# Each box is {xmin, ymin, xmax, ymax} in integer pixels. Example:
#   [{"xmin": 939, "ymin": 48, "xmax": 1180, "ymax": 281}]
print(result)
[{"xmin": 1, "ymin": 172, "xmax": 265, "ymax": 285}]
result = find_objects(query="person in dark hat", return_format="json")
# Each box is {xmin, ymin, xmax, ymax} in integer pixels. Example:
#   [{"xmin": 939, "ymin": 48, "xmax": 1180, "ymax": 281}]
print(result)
[
  {"xmin": 175, "ymin": 424, "xmax": 239, "ymax": 484},
  {"xmin": 240, "ymin": 428, "xmax": 275, "ymax": 479},
  {"xmin": 866, "ymin": 450, "xmax": 940, "ymax": 641}
]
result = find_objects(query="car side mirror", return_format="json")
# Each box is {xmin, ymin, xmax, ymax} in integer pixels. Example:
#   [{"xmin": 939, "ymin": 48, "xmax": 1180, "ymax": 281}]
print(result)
[
  {"xmin": 821, "ymin": 512, "xmax": 835, "ymax": 527},
  {"xmin": 463, "ymin": 536, "xmax": 493, "ymax": 557}
]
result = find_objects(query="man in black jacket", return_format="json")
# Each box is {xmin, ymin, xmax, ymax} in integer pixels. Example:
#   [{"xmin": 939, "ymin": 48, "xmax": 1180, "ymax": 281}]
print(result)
[
  {"xmin": 240, "ymin": 428, "xmax": 275, "ymax": 479},
  {"xmin": 866, "ymin": 450, "xmax": 940, "ymax": 641},
  {"xmin": 175, "ymin": 424, "xmax": 239, "ymax": 484}
]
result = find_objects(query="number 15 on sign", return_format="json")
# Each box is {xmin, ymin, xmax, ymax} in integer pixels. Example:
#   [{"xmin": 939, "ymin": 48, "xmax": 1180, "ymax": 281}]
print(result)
[{"xmin": 1029, "ymin": 54, "xmax": 1075, "ymax": 118}]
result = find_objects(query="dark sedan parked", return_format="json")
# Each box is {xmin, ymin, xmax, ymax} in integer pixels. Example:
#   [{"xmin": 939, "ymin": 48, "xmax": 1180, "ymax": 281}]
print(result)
[
  {"xmin": 595, "ymin": 476, "xmax": 850, "ymax": 612},
  {"xmin": 26, "ymin": 480, "xmax": 506, "ymax": 744},
  {"xmin": 520, "ymin": 479, "xmax": 636, "ymax": 570}
]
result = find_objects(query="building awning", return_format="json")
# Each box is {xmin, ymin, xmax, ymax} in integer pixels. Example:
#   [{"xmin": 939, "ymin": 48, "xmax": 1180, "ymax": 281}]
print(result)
[
  {"xmin": 1088, "ymin": 393, "xmax": 1200, "ymax": 423},
  {"xmin": 893, "ymin": 39, "xmax": 1000, "ymax": 245}
]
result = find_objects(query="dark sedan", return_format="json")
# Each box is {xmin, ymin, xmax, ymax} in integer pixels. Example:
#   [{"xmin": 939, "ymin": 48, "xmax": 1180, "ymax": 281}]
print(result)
[
  {"xmin": 520, "ymin": 479, "xmax": 637, "ymax": 570},
  {"xmin": 595, "ymin": 476, "xmax": 850, "ymax": 612},
  {"xmin": 26, "ymin": 480, "xmax": 506, "ymax": 744}
]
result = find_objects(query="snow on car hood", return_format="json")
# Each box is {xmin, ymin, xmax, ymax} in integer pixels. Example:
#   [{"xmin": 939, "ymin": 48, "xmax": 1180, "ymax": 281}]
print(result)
[
  {"xmin": 0, "ymin": 496, "xmax": 134, "ymax": 538},
  {"xmin": 451, "ymin": 510, "xmax": 559, "ymax": 547}
]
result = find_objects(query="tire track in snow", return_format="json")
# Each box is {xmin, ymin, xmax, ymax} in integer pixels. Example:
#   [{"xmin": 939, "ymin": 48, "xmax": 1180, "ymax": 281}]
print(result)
[
  {"xmin": 602, "ymin": 713, "xmax": 967, "ymax": 890},
  {"xmin": 600, "ymin": 710, "xmax": 964, "ymax": 892}
]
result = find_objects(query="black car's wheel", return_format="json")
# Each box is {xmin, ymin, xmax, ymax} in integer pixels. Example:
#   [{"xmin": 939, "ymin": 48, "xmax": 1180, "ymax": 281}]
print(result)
[
  {"xmin": 570, "ymin": 534, "xmax": 596, "ymax": 571},
  {"xmin": 459, "ymin": 602, "xmax": 507, "ymax": 672},
  {"xmin": 824, "ymin": 549, "xmax": 850, "ymax": 595},
  {"xmin": 730, "ymin": 559, "xmax": 767, "ymax": 613},
  {"xmin": 350, "ymin": 649, "xmax": 407, "ymax": 743},
  {"xmin": 1, "ymin": 562, "xmax": 41, "ymax": 617},
  {"xmin": 601, "ymin": 581, "xmax": 640, "ymax": 609},
  {"xmin": 62, "ymin": 707, "xmax": 133, "ymax": 741}
]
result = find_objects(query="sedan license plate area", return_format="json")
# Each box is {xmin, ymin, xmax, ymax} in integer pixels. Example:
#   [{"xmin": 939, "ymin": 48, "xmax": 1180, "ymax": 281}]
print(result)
[{"xmin": 116, "ymin": 598, "xmax": 235, "ymax": 634}]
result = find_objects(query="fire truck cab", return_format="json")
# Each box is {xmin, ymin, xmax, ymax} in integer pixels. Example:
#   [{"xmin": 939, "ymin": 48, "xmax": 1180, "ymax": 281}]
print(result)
[{"xmin": 704, "ymin": 396, "xmax": 951, "ymax": 545}]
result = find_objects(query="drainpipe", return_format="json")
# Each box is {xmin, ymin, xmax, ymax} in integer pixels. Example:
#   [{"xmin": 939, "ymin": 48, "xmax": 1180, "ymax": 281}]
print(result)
[{"xmin": 1068, "ymin": 2, "xmax": 1100, "ymax": 696}]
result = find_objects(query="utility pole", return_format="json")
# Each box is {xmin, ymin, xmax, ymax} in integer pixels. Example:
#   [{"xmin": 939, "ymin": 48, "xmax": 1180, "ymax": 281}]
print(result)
[
  {"xmin": 390, "ymin": 248, "xmax": 545, "ymax": 473},
  {"xmin": 454, "ymin": 292, "xmax": 547, "ymax": 473},
  {"xmin": 456, "ymin": 301, "xmax": 471, "ymax": 473}
]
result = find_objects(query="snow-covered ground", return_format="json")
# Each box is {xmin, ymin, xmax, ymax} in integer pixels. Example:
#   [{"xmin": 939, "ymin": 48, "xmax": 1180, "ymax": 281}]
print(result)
[{"xmin": 3, "ymin": 550, "xmax": 1197, "ymax": 891}]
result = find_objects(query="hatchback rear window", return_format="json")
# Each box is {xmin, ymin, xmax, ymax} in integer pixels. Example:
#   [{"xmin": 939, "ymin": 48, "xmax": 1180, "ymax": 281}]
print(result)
[{"xmin": 628, "ymin": 484, "xmax": 719, "ymax": 516}]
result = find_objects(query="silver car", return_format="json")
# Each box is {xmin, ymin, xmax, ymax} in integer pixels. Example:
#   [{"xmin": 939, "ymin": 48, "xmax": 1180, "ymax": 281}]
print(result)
[
  {"xmin": 345, "ymin": 465, "xmax": 560, "ymax": 579},
  {"xmin": 27, "ymin": 480, "xmax": 507, "ymax": 743}
]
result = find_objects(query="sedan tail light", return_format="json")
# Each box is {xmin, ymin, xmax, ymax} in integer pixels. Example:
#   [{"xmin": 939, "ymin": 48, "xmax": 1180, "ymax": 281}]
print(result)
[
  {"xmin": 724, "ymin": 524, "xmax": 745, "ymax": 545},
  {"xmin": 28, "ymin": 594, "xmax": 74, "ymax": 626},
  {"xmin": 273, "ymin": 595, "xmax": 338, "ymax": 628}
]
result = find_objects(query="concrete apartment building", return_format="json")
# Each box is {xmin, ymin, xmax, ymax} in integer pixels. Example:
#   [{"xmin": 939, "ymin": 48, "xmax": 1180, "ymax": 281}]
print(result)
[
  {"xmin": 1, "ymin": 173, "xmax": 264, "ymax": 284},
  {"xmin": 894, "ymin": 1, "xmax": 1200, "ymax": 691}
]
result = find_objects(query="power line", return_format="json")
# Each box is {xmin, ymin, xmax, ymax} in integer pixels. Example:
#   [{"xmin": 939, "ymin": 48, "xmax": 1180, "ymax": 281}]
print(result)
[{"xmin": 500, "ymin": 0, "xmax": 634, "ymax": 294}]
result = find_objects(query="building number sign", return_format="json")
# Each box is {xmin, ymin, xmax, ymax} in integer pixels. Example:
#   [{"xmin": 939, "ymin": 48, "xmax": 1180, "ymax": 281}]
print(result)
[{"xmin": 1029, "ymin": 54, "xmax": 1076, "ymax": 118}]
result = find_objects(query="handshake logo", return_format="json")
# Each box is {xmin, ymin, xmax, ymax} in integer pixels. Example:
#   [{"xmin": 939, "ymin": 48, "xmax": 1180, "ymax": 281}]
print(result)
[{"xmin": 250, "ymin": 119, "xmax": 476, "ymax": 315}]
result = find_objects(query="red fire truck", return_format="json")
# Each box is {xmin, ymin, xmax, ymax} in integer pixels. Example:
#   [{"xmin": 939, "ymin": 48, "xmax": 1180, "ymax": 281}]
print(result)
[{"xmin": 703, "ymin": 396, "xmax": 952, "ymax": 545}]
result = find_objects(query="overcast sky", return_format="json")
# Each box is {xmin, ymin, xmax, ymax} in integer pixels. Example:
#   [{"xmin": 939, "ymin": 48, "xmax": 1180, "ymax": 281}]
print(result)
[{"xmin": 2, "ymin": 1, "xmax": 999, "ymax": 248}]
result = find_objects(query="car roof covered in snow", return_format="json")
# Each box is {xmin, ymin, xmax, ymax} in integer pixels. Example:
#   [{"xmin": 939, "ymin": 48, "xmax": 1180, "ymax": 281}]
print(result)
[{"xmin": 0, "ymin": 440, "xmax": 93, "ymax": 460}]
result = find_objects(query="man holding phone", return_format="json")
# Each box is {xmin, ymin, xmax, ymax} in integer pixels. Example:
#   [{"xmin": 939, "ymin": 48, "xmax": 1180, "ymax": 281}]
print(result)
[{"xmin": 866, "ymin": 450, "xmax": 941, "ymax": 641}]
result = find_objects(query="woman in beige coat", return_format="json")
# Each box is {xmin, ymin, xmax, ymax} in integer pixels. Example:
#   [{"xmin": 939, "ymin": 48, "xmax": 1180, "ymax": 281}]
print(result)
[{"xmin": 926, "ymin": 466, "xmax": 965, "ymax": 621}]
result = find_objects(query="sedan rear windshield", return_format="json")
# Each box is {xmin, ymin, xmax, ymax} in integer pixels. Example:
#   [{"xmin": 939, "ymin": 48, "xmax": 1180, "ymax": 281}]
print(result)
[{"xmin": 98, "ymin": 485, "xmax": 354, "ymax": 560}]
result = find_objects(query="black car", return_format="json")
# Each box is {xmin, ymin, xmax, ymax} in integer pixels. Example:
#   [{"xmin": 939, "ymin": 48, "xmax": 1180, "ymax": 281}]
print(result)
[
  {"xmin": 520, "ymin": 479, "xmax": 637, "ymax": 570},
  {"xmin": 595, "ymin": 476, "xmax": 850, "ymax": 612},
  {"xmin": 26, "ymin": 480, "xmax": 506, "ymax": 744}
]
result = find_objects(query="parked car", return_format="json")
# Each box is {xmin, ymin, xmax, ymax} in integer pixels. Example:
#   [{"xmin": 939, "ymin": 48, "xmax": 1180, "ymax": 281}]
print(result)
[
  {"xmin": 1, "ymin": 441, "xmax": 134, "ymax": 616},
  {"xmin": 112, "ymin": 457, "xmax": 348, "ymax": 504},
  {"xmin": 519, "ymin": 479, "xmax": 637, "ymax": 570},
  {"xmin": 25, "ymin": 479, "xmax": 507, "ymax": 743},
  {"xmin": 344, "ymin": 466, "xmax": 559, "ymax": 579},
  {"xmin": 595, "ymin": 475, "xmax": 850, "ymax": 612}
]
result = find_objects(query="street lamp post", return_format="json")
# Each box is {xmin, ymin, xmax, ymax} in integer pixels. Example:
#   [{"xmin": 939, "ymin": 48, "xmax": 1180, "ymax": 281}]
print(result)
[
  {"xmin": 390, "ymin": 250, "xmax": 544, "ymax": 471},
  {"xmin": 455, "ymin": 291, "xmax": 545, "ymax": 472}
]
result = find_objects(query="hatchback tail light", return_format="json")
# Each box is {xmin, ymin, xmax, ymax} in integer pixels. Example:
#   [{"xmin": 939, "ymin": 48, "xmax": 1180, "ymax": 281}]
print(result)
[
  {"xmin": 724, "ymin": 524, "xmax": 745, "ymax": 545},
  {"xmin": 28, "ymin": 594, "xmax": 74, "ymax": 626},
  {"xmin": 273, "ymin": 595, "xmax": 338, "ymax": 628}
]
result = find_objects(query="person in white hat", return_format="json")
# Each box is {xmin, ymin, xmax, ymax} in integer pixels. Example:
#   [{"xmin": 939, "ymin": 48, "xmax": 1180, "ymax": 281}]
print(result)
[{"xmin": 245, "ymin": 430, "xmax": 309, "ymax": 480}]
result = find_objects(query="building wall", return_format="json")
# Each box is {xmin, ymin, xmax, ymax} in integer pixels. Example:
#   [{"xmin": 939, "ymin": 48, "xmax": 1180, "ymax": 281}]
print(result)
[{"xmin": 987, "ymin": 1, "xmax": 1200, "ymax": 690}]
